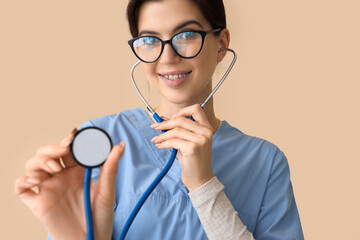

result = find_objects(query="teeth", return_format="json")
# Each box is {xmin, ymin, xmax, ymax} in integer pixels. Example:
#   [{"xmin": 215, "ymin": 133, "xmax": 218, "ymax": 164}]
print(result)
[{"xmin": 163, "ymin": 73, "xmax": 188, "ymax": 80}]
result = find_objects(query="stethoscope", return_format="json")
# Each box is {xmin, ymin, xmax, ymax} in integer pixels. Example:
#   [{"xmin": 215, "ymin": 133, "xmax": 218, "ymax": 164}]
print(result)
[{"xmin": 70, "ymin": 47, "xmax": 237, "ymax": 240}]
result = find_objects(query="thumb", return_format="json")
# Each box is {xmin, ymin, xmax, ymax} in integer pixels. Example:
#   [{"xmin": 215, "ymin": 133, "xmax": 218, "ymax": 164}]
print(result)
[{"xmin": 97, "ymin": 142, "xmax": 125, "ymax": 198}]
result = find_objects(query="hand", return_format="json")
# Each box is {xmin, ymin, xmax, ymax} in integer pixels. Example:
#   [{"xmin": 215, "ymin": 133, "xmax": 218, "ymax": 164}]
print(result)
[
  {"xmin": 14, "ymin": 129, "xmax": 125, "ymax": 240},
  {"xmin": 151, "ymin": 104, "xmax": 215, "ymax": 192}
]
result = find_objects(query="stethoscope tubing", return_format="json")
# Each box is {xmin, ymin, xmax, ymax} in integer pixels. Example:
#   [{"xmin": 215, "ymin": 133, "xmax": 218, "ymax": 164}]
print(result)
[
  {"xmin": 84, "ymin": 47, "xmax": 237, "ymax": 240},
  {"xmin": 119, "ymin": 139, "xmax": 177, "ymax": 239},
  {"xmin": 84, "ymin": 168, "xmax": 94, "ymax": 240}
]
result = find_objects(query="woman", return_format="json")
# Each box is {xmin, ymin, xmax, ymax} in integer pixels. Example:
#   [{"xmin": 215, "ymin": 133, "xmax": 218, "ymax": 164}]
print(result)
[{"xmin": 15, "ymin": 0, "xmax": 304, "ymax": 239}]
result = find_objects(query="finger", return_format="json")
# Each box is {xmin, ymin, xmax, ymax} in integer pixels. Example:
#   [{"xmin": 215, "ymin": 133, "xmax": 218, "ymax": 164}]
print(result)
[
  {"xmin": 172, "ymin": 104, "xmax": 211, "ymax": 128},
  {"xmin": 35, "ymin": 143, "xmax": 69, "ymax": 160},
  {"xmin": 160, "ymin": 115, "xmax": 170, "ymax": 121},
  {"xmin": 32, "ymin": 128, "xmax": 78, "ymax": 170},
  {"xmin": 155, "ymin": 138, "xmax": 196, "ymax": 154},
  {"xmin": 26, "ymin": 169, "xmax": 50, "ymax": 183},
  {"xmin": 58, "ymin": 128, "xmax": 79, "ymax": 168},
  {"xmin": 15, "ymin": 176, "xmax": 38, "ymax": 206},
  {"xmin": 151, "ymin": 117, "xmax": 213, "ymax": 137},
  {"xmin": 98, "ymin": 142, "xmax": 125, "ymax": 199},
  {"xmin": 26, "ymin": 141, "xmax": 76, "ymax": 179},
  {"xmin": 26, "ymin": 154, "xmax": 64, "ymax": 177},
  {"xmin": 151, "ymin": 127, "xmax": 207, "ymax": 145},
  {"xmin": 60, "ymin": 154, "xmax": 78, "ymax": 169},
  {"xmin": 59, "ymin": 127, "xmax": 78, "ymax": 148},
  {"xmin": 35, "ymin": 128, "xmax": 77, "ymax": 159}
]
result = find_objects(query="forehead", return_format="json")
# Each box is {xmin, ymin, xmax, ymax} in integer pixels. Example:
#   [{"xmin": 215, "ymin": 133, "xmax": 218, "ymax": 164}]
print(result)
[{"xmin": 137, "ymin": 0, "xmax": 211, "ymax": 35}]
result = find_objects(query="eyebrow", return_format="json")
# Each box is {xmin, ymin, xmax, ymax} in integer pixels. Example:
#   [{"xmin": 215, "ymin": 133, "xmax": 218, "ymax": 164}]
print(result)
[{"xmin": 138, "ymin": 20, "xmax": 204, "ymax": 36}]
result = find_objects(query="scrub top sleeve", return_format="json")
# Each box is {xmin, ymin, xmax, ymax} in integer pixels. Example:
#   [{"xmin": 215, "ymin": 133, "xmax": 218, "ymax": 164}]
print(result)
[
  {"xmin": 78, "ymin": 120, "xmax": 93, "ymax": 130},
  {"xmin": 254, "ymin": 148, "xmax": 304, "ymax": 240}
]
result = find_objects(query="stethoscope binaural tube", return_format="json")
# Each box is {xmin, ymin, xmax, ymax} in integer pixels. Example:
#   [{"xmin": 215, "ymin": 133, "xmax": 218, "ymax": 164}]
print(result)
[
  {"xmin": 130, "ymin": 47, "xmax": 237, "ymax": 114},
  {"xmin": 200, "ymin": 48, "xmax": 237, "ymax": 108}
]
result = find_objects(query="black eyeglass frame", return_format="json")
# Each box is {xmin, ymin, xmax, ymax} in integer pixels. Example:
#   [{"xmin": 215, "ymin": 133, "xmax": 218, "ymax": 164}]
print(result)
[{"xmin": 128, "ymin": 28, "xmax": 222, "ymax": 63}]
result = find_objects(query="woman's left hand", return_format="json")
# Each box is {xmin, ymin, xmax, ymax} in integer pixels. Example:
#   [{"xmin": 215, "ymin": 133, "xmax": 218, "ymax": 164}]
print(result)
[{"xmin": 151, "ymin": 104, "xmax": 215, "ymax": 192}]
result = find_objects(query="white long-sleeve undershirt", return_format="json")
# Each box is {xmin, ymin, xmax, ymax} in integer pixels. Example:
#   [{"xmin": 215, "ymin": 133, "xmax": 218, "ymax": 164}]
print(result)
[{"xmin": 188, "ymin": 176, "xmax": 255, "ymax": 240}]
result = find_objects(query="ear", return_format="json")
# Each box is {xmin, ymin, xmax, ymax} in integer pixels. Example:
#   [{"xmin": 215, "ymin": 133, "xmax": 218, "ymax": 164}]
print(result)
[{"xmin": 217, "ymin": 28, "xmax": 230, "ymax": 63}]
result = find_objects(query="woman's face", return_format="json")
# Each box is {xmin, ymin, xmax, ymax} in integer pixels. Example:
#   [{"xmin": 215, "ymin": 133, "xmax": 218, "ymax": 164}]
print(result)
[{"xmin": 137, "ymin": 0, "xmax": 223, "ymax": 107}]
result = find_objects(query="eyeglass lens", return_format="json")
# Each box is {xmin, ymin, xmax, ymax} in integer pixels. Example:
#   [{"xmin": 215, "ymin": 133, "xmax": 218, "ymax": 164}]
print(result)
[{"xmin": 132, "ymin": 31, "xmax": 203, "ymax": 62}]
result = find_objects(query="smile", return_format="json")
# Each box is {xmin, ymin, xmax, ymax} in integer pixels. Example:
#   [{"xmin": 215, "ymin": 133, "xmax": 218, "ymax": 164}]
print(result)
[
  {"xmin": 159, "ymin": 71, "xmax": 191, "ymax": 80},
  {"xmin": 158, "ymin": 71, "xmax": 192, "ymax": 88}
]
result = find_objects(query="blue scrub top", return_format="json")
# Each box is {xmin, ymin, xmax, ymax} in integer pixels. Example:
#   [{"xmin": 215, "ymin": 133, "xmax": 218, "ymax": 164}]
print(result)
[{"xmin": 48, "ymin": 107, "xmax": 304, "ymax": 240}]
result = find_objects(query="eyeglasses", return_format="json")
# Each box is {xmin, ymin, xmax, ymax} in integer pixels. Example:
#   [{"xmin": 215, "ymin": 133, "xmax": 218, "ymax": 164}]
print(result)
[{"xmin": 128, "ymin": 28, "xmax": 221, "ymax": 63}]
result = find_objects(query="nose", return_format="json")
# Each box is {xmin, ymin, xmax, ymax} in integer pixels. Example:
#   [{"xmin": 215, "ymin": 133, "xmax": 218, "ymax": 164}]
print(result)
[{"xmin": 159, "ymin": 41, "xmax": 181, "ymax": 64}]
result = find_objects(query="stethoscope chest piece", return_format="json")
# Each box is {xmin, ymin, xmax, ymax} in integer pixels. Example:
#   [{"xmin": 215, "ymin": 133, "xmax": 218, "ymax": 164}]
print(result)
[{"xmin": 71, "ymin": 127, "xmax": 113, "ymax": 168}]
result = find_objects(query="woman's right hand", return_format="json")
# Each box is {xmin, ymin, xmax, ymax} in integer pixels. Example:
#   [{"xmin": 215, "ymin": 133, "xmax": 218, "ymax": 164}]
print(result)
[{"xmin": 14, "ymin": 129, "xmax": 125, "ymax": 240}]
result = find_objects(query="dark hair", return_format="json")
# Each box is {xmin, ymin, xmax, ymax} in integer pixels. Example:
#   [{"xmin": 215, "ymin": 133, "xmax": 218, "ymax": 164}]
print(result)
[{"xmin": 126, "ymin": 0, "xmax": 226, "ymax": 38}]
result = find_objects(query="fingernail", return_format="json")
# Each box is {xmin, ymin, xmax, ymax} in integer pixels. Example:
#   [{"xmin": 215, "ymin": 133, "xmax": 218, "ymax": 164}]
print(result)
[
  {"xmin": 151, "ymin": 123, "xmax": 159, "ymax": 128},
  {"xmin": 47, "ymin": 161, "xmax": 62, "ymax": 172},
  {"xmin": 26, "ymin": 177, "xmax": 40, "ymax": 184},
  {"xmin": 151, "ymin": 136, "xmax": 158, "ymax": 142}
]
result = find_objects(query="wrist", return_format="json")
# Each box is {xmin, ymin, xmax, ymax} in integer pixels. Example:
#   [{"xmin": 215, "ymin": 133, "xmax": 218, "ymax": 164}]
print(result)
[{"xmin": 187, "ymin": 174, "xmax": 214, "ymax": 192}]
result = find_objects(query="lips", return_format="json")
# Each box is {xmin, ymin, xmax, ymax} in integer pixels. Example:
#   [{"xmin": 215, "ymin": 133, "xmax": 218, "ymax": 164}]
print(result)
[{"xmin": 158, "ymin": 71, "xmax": 192, "ymax": 88}]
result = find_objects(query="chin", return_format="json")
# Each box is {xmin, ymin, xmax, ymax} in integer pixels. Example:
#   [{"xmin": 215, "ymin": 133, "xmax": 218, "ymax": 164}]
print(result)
[{"xmin": 166, "ymin": 94, "xmax": 202, "ymax": 107}]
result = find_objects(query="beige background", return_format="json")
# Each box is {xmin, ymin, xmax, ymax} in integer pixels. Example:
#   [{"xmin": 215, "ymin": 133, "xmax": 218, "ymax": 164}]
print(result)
[{"xmin": 1, "ymin": 0, "xmax": 359, "ymax": 239}]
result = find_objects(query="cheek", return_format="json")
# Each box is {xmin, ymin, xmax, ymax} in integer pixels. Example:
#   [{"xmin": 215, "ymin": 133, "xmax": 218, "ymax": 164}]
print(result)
[
  {"xmin": 197, "ymin": 41, "xmax": 218, "ymax": 70},
  {"xmin": 142, "ymin": 63, "xmax": 156, "ymax": 75},
  {"xmin": 142, "ymin": 63, "xmax": 158, "ymax": 83},
  {"xmin": 193, "ymin": 50, "xmax": 218, "ymax": 81}
]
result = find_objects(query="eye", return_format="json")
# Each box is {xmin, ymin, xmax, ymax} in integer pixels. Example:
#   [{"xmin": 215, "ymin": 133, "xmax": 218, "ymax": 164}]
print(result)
[
  {"xmin": 142, "ymin": 36, "xmax": 159, "ymax": 45},
  {"xmin": 174, "ymin": 31, "xmax": 196, "ymax": 40},
  {"xmin": 133, "ymin": 36, "xmax": 160, "ymax": 48}
]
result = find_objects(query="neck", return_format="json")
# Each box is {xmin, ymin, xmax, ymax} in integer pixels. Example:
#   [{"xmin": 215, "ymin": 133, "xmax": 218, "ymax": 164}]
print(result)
[{"xmin": 154, "ymin": 97, "xmax": 220, "ymax": 133}]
